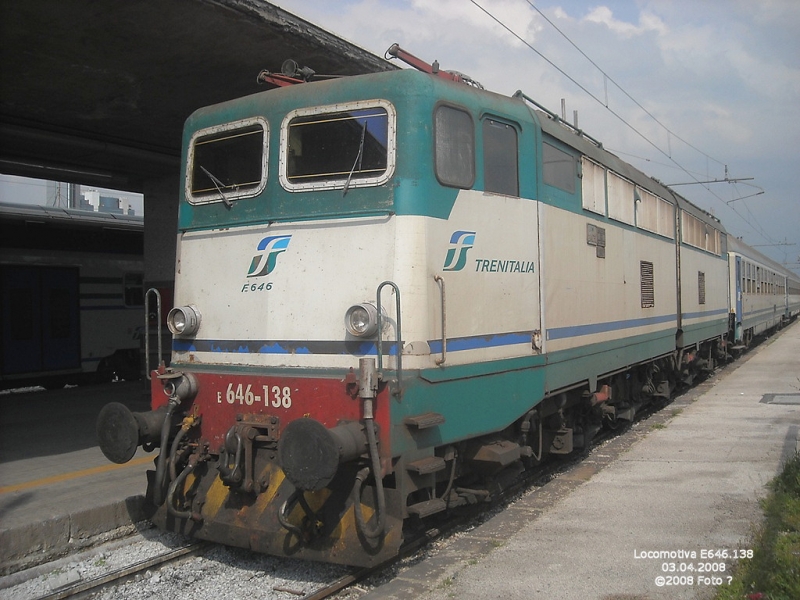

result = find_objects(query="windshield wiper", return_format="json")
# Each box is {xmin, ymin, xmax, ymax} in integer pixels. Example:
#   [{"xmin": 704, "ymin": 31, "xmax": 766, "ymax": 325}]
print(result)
[
  {"xmin": 342, "ymin": 122, "xmax": 367, "ymax": 197},
  {"xmin": 200, "ymin": 165, "xmax": 233, "ymax": 208}
]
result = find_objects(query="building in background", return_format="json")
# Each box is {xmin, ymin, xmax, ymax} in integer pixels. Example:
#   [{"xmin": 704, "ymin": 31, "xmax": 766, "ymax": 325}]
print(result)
[
  {"xmin": 44, "ymin": 181, "xmax": 137, "ymax": 216},
  {"xmin": 1, "ymin": 175, "xmax": 143, "ymax": 216}
]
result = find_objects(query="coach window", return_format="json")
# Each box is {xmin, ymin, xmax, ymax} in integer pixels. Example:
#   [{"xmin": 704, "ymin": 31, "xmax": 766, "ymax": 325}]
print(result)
[
  {"xmin": 482, "ymin": 118, "xmax": 518, "ymax": 196},
  {"xmin": 542, "ymin": 142, "xmax": 576, "ymax": 194},
  {"xmin": 187, "ymin": 117, "xmax": 268, "ymax": 205},
  {"xmin": 741, "ymin": 264, "xmax": 746, "ymax": 295},
  {"xmin": 434, "ymin": 105, "xmax": 475, "ymax": 188}
]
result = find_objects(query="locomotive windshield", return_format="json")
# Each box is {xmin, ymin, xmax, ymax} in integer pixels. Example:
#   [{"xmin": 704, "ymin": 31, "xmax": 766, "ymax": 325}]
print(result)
[
  {"xmin": 281, "ymin": 103, "xmax": 393, "ymax": 191},
  {"xmin": 187, "ymin": 118, "xmax": 268, "ymax": 205}
]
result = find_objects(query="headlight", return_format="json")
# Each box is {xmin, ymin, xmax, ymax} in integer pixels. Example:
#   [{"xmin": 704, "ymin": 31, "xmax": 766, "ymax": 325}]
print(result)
[
  {"xmin": 167, "ymin": 305, "xmax": 201, "ymax": 336},
  {"xmin": 345, "ymin": 302, "xmax": 379, "ymax": 337}
]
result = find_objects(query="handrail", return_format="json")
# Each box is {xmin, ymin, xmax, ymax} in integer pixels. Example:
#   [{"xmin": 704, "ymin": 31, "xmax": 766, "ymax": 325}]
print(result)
[
  {"xmin": 434, "ymin": 275, "xmax": 447, "ymax": 365},
  {"xmin": 144, "ymin": 288, "xmax": 162, "ymax": 380},
  {"xmin": 514, "ymin": 90, "xmax": 604, "ymax": 149},
  {"xmin": 376, "ymin": 281, "xmax": 402, "ymax": 397}
]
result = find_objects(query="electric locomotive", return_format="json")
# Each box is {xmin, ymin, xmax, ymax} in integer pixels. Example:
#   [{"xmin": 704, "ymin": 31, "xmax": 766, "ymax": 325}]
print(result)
[{"xmin": 98, "ymin": 47, "xmax": 735, "ymax": 566}]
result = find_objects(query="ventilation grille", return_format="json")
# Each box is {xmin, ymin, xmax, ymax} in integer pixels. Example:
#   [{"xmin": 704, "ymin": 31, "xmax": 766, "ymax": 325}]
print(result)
[
  {"xmin": 641, "ymin": 261, "xmax": 655, "ymax": 308},
  {"xmin": 698, "ymin": 271, "xmax": 706, "ymax": 305}
]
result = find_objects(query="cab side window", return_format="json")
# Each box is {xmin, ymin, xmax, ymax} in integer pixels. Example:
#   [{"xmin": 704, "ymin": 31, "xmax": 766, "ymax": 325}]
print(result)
[
  {"xmin": 542, "ymin": 142, "xmax": 576, "ymax": 194},
  {"xmin": 434, "ymin": 105, "xmax": 475, "ymax": 189},
  {"xmin": 482, "ymin": 118, "xmax": 518, "ymax": 196}
]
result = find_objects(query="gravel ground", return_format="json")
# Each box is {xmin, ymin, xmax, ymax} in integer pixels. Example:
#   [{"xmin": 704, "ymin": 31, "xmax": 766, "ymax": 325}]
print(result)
[{"xmin": 0, "ymin": 528, "xmax": 352, "ymax": 600}]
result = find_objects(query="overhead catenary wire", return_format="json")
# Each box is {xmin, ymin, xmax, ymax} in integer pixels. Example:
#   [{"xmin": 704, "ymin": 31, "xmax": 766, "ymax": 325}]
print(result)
[
  {"xmin": 468, "ymin": 0, "xmax": 712, "ymax": 184},
  {"xmin": 467, "ymin": 0, "xmax": 781, "ymax": 248},
  {"xmin": 522, "ymin": 0, "xmax": 726, "ymax": 171}
]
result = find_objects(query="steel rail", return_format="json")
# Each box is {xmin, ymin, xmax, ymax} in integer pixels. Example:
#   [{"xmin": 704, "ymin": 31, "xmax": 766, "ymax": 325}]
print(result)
[{"xmin": 35, "ymin": 542, "xmax": 209, "ymax": 600}]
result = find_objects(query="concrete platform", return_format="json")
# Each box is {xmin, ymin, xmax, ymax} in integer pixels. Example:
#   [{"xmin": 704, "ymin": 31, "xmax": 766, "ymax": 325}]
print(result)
[
  {"xmin": 0, "ymin": 381, "xmax": 154, "ymax": 574},
  {"xmin": 366, "ymin": 320, "xmax": 800, "ymax": 600}
]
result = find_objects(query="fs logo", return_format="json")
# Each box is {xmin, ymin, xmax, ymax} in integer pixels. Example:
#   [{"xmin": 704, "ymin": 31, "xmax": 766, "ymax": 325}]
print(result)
[
  {"xmin": 442, "ymin": 230, "xmax": 476, "ymax": 271},
  {"xmin": 247, "ymin": 235, "xmax": 292, "ymax": 278}
]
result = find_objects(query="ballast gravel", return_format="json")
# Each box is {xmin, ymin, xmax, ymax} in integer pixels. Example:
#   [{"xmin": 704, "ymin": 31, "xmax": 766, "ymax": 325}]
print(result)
[{"xmin": 0, "ymin": 528, "xmax": 352, "ymax": 600}]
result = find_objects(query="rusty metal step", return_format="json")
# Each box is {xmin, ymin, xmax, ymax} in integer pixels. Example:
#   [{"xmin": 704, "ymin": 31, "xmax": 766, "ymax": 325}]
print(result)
[
  {"xmin": 406, "ymin": 456, "xmax": 446, "ymax": 475},
  {"xmin": 407, "ymin": 498, "xmax": 447, "ymax": 518},
  {"xmin": 403, "ymin": 412, "xmax": 445, "ymax": 429}
]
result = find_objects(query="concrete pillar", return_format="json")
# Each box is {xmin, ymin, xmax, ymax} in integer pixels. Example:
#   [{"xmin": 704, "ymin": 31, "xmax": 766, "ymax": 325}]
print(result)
[{"xmin": 143, "ymin": 175, "xmax": 179, "ymax": 297}]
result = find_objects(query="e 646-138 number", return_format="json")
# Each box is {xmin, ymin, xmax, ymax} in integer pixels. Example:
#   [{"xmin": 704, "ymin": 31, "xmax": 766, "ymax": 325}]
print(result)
[{"xmin": 217, "ymin": 383, "xmax": 292, "ymax": 408}]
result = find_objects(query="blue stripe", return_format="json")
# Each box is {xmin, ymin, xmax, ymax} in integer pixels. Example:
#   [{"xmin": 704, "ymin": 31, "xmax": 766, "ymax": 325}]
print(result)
[
  {"xmin": 428, "ymin": 331, "xmax": 532, "ymax": 353},
  {"xmin": 173, "ymin": 338, "xmax": 400, "ymax": 356},
  {"xmin": 681, "ymin": 308, "xmax": 728, "ymax": 320},
  {"xmin": 546, "ymin": 314, "xmax": 676, "ymax": 341},
  {"xmin": 743, "ymin": 306, "xmax": 781, "ymax": 319},
  {"xmin": 174, "ymin": 331, "xmax": 535, "ymax": 357}
]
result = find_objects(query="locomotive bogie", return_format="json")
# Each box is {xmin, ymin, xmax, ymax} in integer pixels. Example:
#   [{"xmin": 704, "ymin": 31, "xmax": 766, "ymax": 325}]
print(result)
[{"xmin": 149, "ymin": 446, "xmax": 406, "ymax": 566}]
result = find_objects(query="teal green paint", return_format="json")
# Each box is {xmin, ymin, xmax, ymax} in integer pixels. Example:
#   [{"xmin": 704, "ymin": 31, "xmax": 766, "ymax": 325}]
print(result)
[
  {"xmin": 544, "ymin": 329, "xmax": 676, "ymax": 393},
  {"xmin": 175, "ymin": 71, "xmax": 454, "ymax": 231},
  {"xmin": 390, "ymin": 328, "xmax": 676, "ymax": 456},
  {"xmin": 680, "ymin": 319, "xmax": 727, "ymax": 346},
  {"xmin": 420, "ymin": 353, "xmax": 547, "ymax": 383},
  {"xmin": 541, "ymin": 183, "xmax": 580, "ymax": 213},
  {"xmin": 391, "ymin": 364, "xmax": 547, "ymax": 456},
  {"xmin": 518, "ymin": 118, "xmax": 541, "ymax": 200},
  {"xmin": 538, "ymin": 134, "xmax": 581, "ymax": 213}
]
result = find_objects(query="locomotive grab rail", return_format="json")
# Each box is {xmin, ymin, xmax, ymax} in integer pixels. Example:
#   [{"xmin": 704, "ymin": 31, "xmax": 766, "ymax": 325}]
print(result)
[
  {"xmin": 434, "ymin": 275, "xmax": 447, "ymax": 365},
  {"xmin": 513, "ymin": 90, "xmax": 604, "ymax": 149},
  {"xmin": 145, "ymin": 288, "xmax": 162, "ymax": 380},
  {"xmin": 376, "ymin": 281, "xmax": 402, "ymax": 397}
]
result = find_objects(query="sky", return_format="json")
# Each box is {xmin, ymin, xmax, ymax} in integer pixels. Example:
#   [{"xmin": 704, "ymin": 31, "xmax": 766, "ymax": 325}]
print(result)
[
  {"xmin": 272, "ymin": 0, "xmax": 800, "ymax": 274},
  {"xmin": 0, "ymin": 174, "xmax": 145, "ymax": 216}
]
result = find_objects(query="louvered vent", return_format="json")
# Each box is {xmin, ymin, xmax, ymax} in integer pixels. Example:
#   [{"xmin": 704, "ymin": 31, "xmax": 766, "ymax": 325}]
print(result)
[
  {"xmin": 698, "ymin": 271, "xmax": 706, "ymax": 305},
  {"xmin": 641, "ymin": 261, "xmax": 655, "ymax": 308}
]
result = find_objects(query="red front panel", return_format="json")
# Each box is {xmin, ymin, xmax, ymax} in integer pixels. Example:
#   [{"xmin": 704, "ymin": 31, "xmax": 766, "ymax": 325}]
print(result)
[{"xmin": 151, "ymin": 369, "xmax": 392, "ymax": 455}]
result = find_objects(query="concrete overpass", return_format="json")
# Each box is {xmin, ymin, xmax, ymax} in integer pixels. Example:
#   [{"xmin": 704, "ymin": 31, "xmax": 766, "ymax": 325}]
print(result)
[{"xmin": 0, "ymin": 0, "xmax": 394, "ymax": 289}]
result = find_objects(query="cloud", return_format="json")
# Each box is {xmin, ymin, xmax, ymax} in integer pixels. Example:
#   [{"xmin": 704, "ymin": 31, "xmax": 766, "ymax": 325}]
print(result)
[{"xmin": 582, "ymin": 6, "xmax": 668, "ymax": 38}]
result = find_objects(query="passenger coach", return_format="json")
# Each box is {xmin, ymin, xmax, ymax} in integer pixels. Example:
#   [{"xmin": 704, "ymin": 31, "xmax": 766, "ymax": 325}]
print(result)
[
  {"xmin": 727, "ymin": 236, "xmax": 800, "ymax": 345},
  {"xmin": 1, "ymin": 202, "xmax": 144, "ymax": 389}
]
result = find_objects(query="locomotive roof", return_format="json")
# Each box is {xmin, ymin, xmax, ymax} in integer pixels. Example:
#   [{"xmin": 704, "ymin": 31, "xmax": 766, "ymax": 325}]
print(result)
[
  {"xmin": 532, "ymin": 105, "xmax": 726, "ymax": 235},
  {"xmin": 185, "ymin": 67, "xmax": 726, "ymax": 235}
]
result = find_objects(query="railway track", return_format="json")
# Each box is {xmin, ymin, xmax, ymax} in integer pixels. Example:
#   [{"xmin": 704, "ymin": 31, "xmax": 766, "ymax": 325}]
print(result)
[{"xmin": 29, "ymin": 542, "xmax": 209, "ymax": 600}]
